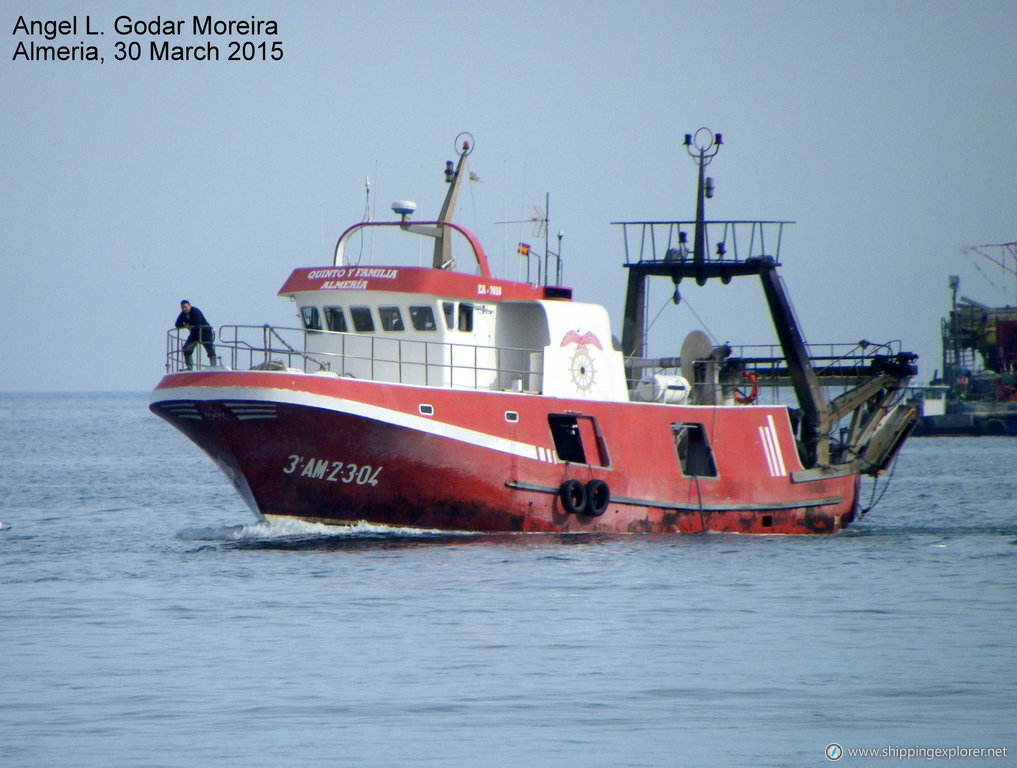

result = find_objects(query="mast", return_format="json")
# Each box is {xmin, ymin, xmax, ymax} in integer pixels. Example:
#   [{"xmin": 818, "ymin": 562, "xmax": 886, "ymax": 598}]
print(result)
[
  {"xmin": 432, "ymin": 133, "xmax": 474, "ymax": 269},
  {"xmin": 332, "ymin": 133, "xmax": 493, "ymax": 277},
  {"xmin": 687, "ymin": 129, "xmax": 719, "ymax": 286}
]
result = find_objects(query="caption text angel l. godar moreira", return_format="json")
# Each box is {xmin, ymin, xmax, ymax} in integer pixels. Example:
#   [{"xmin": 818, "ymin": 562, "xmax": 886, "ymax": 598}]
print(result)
[{"xmin": 11, "ymin": 15, "xmax": 283, "ymax": 63}]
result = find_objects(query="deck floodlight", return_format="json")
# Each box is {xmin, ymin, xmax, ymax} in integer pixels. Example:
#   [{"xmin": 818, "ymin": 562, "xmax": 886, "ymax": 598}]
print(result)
[{"xmin": 444, "ymin": 161, "xmax": 455, "ymax": 183}]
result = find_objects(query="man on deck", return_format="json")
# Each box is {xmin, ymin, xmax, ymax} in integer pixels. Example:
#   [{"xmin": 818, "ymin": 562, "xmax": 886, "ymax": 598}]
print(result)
[{"xmin": 175, "ymin": 300, "xmax": 217, "ymax": 369}]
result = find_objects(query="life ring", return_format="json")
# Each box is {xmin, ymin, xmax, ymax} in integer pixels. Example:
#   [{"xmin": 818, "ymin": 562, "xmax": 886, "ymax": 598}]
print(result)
[
  {"xmin": 559, "ymin": 479, "xmax": 587, "ymax": 515},
  {"xmin": 734, "ymin": 370, "xmax": 759, "ymax": 404},
  {"xmin": 585, "ymin": 479, "xmax": 610, "ymax": 517}
]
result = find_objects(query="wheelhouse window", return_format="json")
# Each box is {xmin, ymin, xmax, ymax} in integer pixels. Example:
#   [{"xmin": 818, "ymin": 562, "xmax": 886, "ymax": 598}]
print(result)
[
  {"xmin": 409, "ymin": 306, "xmax": 437, "ymax": 331},
  {"xmin": 671, "ymin": 422, "xmax": 717, "ymax": 477},
  {"xmin": 350, "ymin": 306, "xmax": 375, "ymax": 333},
  {"xmin": 324, "ymin": 306, "xmax": 348, "ymax": 332},
  {"xmin": 440, "ymin": 301, "xmax": 474, "ymax": 332},
  {"xmin": 300, "ymin": 306, "xmax": 322, "ymax": 333},
  {"xmin": 378, "ymin": 306, "xmax": 405, "ymax": 332}
]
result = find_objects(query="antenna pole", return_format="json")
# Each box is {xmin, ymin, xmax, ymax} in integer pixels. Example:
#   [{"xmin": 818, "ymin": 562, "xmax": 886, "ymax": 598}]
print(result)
[
  {"xmin": 684, "ymin": 128, "xmax": 721, "ymax": 286},
  {"xmin": 556, "ymin": 230, "xmax": 563, "ymax": 285},
  {"xmin": 543, "ymin": 193, "xmax": 550, "ymax": 286}
]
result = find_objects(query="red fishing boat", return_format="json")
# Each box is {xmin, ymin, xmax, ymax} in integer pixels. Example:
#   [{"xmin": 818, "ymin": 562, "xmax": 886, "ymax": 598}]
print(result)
[{"xmin": 151, "ymin": 131, "xmax": 917, "ymax": 534}]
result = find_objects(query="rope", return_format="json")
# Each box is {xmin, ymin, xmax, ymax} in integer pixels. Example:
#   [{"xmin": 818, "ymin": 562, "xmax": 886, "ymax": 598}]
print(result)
[
  {"xmin": 682, "ymin": 298, "xmax": 719, "ymax": 346},
  {"xmin": 267, "ymin": 325, "xmax": 301, "ymax": 354},
  {"xmin": 644, "ymin": 294, "xmax": 672, "ymax": 335},
  {"xmin": 859, "ymin": 452, "xmax": 899, "ymax": 515},
  {"xmin": 645, "ymin": 293, "xmax": 718, "ymax": 346},
  {"xmin": 264, "ymin": 325, "xmax": 328, "ymax": 371},
  {"xmin": 692, "ymin": 474, "xmax": 706, "ymax": 533}
]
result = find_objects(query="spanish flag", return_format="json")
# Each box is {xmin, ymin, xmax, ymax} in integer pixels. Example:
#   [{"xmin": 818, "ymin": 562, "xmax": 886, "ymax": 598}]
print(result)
[{"xmin": 517, "ymin": 242, "xmax": 531, "ymax": 257}]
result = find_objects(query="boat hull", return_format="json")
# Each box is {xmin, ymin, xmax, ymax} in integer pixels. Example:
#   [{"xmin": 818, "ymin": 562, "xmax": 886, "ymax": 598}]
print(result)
[{"xmin": 150, "ymin": 370, "xmax": 861, "ymax": 535}]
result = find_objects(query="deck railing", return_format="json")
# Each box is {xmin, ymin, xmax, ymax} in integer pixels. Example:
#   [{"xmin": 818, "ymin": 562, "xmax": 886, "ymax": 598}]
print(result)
[
  {"xmin": 163, "ymin": 325, "xmax": 545, "ymax": 392},
  {"xmin": 628, "ymin": 338, "xmax": 910, "ymax": 405},
  {"xmin": 163, "ymin": 326, "xmax": 906, "ymax": 402},
  {"xmin": 613, "ymin": 219, "xmax": 793, "ymax": 266}
]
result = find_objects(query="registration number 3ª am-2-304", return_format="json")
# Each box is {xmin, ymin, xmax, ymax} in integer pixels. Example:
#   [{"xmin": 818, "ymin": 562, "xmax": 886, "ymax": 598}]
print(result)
[{"xmin": 283, "ymin": 455, "xmax": 383, "ymax": 486}]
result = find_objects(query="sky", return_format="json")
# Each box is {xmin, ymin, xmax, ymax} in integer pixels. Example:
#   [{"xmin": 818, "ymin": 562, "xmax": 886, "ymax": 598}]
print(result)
[{"xmin": 2, "ymin": 0, "xmax": 1015, "ymax": 392}]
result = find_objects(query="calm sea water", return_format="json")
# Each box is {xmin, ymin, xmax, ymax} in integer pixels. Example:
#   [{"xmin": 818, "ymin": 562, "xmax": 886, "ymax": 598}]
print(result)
[{"xmin": 1, "ymin": 392, "xmax": 1014, "ymax": 767}]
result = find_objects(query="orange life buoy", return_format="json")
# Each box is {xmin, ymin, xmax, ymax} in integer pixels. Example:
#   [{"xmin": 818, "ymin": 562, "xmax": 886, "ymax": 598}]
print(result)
[{"xmin": 734, "ymin": 371, "xmax": 759, "ymax": 404}]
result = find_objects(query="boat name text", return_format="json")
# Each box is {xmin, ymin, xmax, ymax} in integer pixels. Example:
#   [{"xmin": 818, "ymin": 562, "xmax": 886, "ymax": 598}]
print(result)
[
  {"xmin": 284, "ymin": 455, "xmax": 383, "ymax": 487},
  {"xmin": 307, "ymin": 268, "xmax": 398, "ymax": 279},
  {"xmin": 307, "ymin": 267, "xmax": 398, "ymax": 290}
]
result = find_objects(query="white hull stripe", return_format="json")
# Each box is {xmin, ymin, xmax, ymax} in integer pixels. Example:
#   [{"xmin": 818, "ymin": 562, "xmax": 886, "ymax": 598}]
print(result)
[
  {"xmin": 160, "ymin": 401, "xmax": 201, "ymax": 421},
  {"xmin": 153, "ymin": 384, "xmax": 553, "ymax": 463},
  {"xmin": 758, "ymin": 414, "xmax": 787, "ymax": 477},
  {"xmin": 536, "ymin": 446, "xmax": 560, "ymax": 464},
  {"xmin": 223, "ymin": 401, "xmax": 278, "ymax": 420}
]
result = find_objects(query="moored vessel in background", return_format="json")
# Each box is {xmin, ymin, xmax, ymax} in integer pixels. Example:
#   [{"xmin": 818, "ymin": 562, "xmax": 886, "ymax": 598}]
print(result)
[
  {"xmin": 151, "ymin": 131, "xmax": 917, "ymax": 534},
  {"xmin": 910, "ymin": 245, "xmax": 1017, "ymax": 436}
]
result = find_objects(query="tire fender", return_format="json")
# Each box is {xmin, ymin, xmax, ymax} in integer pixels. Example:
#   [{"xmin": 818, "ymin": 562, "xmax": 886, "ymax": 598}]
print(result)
[
  {"xmin": 585, "ymin": 479, "xmax": 610, "ymax": 517},
  {"xmin": 559, "ymin": 479, "xmax": 587, "ymax": 515}
]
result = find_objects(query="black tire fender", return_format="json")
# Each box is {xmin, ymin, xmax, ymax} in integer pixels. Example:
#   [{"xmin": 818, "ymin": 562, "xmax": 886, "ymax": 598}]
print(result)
[
  {"xmin": 559, "ymin": 479, "xmax": 587, "ymax": 515},
  {"xmin": 585, "ymin": 479, "xmax": 610, "ymax": 517}
]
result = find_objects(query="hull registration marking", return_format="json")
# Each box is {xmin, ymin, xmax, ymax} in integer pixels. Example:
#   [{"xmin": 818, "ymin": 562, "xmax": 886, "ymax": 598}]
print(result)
[{"xmin": 284, "ymin": 455, "xmax": 383, "ymax": 486}]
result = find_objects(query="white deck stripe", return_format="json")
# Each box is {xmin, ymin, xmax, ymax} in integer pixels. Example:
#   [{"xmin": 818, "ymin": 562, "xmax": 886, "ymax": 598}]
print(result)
[
  {"xmin": 756, "ymin": 415, "xmax": 787, "ymax": 478},
  {"xmin": 766, "ymin": 414, "xmax": 787, "ymax": 475},
  {"xmin": 758, "ymin": 425, "xmax": 778, "ymax": 476}
]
